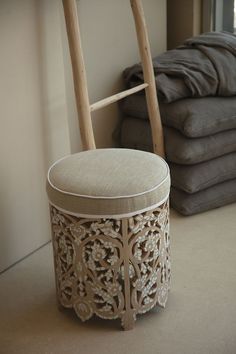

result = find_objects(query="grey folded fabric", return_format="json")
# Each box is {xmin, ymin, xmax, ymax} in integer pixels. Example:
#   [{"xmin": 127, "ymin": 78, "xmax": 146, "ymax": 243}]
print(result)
[
  {"xmin": 120, "ymin": 117, "xmax": 236, "ymax": 165},
  {"xmin": 164, "ymin": 127, "xmax": 236, "ymax": 164},
  {"xmin": 123, "ymin": 32, "xmax": 236, "ymax": 102},
  {"xmin": 185, "ymin": 32, "xmax": 236, "ymax": 55},
  {"xmin": 170, "ymin": 152, "xmax": 236, "ymax": 193},
  {"xmin": 120, "ymin": 95, "xmax": 236, "ymax": 138},
  {"xmin": 170, "ymin": 179, "xmax": 236, "ymax": 216}
]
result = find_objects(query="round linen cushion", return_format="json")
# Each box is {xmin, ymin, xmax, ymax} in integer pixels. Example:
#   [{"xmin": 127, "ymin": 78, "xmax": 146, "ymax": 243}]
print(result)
[
  {"xmin": 47, "ymin": 148, "xmax": 170, "ymax": 218},
  {"xmin": 47, "ymin": 148, "xmax": 171, "ymax": 330}
]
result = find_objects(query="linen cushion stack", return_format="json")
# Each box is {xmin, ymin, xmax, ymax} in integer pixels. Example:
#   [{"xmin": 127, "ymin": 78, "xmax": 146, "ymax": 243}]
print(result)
[{"xmin": 119, "ymin": 32, "xmax": 236, "ymax": 215}]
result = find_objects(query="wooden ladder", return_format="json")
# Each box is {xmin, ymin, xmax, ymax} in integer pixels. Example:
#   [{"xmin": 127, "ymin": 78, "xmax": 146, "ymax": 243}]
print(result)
[{"xmin": 62, "ymin": 0, "xmax": 165, "ymax": 157}]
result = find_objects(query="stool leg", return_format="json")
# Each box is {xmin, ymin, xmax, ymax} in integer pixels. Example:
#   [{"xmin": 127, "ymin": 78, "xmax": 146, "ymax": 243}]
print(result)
[{"xmin": 121, "ymin": 218, "xmax": 137, "ymax": 330}]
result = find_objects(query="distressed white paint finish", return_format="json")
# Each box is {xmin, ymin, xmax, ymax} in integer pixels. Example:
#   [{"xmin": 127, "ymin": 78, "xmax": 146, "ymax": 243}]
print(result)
[{"xmin": 50, "ymin": 200, "xmax": 170, "ymax": 330}]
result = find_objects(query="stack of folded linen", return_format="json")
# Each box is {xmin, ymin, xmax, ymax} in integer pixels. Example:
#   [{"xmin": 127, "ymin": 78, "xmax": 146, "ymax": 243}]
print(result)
[
  {"xmin": 120, "ymin": 95, "xmax": 236, "ymax": 215},
  {"xmin": 119, "ymin": 32, "xmax": 236, "ymax": 215}
]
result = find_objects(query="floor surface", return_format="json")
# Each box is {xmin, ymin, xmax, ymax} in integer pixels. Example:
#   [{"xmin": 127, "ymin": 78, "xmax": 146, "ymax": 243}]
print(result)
[{"xmin": 1, "ymin": 205, "xmax": 236, "ymax": 354}]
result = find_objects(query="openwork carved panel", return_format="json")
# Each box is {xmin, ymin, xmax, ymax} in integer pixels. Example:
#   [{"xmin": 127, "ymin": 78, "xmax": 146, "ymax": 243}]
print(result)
[{"xmin": 50, "ymin": 200, "xmax": 170, "ymax": 330}]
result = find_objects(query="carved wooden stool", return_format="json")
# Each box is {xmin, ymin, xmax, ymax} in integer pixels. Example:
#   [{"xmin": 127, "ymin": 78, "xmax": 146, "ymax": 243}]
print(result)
[
  {"xmin": 47, "ymin": 149, "xmax": 170, "ymax": 330},
  {"xmin": 47, "ymin": 0, "xmax": 170, "ymax": 330}
]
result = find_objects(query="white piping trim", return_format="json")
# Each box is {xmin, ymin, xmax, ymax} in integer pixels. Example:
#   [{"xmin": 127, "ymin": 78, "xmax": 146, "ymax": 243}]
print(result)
[
  {"xmin": 47, "ymin": 152, "xmax": 170, "ymax": 200},
  {"xmin": 48, "ymin": 194, "xmax": 169, "ymax": 219}
]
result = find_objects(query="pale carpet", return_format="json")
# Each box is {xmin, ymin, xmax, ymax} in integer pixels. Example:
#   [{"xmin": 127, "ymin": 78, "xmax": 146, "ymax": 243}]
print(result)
[{"xmin": 1, "ymin": 204, "xmax": 236, "ymax": 354}]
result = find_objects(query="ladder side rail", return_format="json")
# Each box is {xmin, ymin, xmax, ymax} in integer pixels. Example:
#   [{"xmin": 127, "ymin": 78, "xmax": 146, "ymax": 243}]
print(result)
[
  {"xmin": 63, "ymin": 0, "xmax": 96, "ymax": 150},
  {"xmin": 130, "ymin": 0, "xmax": 165, "ymax": 157}
]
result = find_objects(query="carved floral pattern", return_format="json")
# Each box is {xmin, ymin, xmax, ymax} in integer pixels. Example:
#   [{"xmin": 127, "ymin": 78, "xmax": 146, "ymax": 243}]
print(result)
[{"xmin": 50, "ymin": 200, "xmax": 170, "ymax": 329}]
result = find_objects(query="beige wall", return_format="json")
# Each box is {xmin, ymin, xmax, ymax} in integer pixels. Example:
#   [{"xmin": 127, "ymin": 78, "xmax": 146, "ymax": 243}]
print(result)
[
  {"xmin": 0, "ymin": 0, "xmax": 166, "ymax": 272},
  {"xmin": 0, "ymin": 0, "xmax": 71, "ymax": 272}
]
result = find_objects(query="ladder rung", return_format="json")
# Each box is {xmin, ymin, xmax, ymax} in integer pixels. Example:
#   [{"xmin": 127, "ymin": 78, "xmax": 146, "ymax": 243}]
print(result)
[{"xmin": 90, "ymin": 83, "xmax": 148, "ymax": 112}]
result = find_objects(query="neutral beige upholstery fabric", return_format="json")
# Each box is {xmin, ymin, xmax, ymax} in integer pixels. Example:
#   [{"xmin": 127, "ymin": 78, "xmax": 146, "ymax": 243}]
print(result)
[{"xmin": 47, "ymin": 149, "xmax": 170, "ymax": 217}]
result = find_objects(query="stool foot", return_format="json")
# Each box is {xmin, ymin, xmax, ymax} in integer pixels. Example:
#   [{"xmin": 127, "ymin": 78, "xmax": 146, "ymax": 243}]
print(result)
[{"xmin": 121, "ymin": 310, "xmax": 136, "ymax": 330}]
